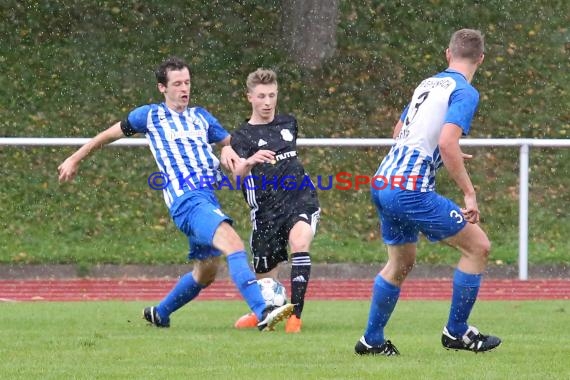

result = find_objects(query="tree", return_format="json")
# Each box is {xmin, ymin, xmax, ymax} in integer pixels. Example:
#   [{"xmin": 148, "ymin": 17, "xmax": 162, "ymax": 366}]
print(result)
[{"xmin": 281, "ymin": 0, "xmax": 339, "ymax": 69}]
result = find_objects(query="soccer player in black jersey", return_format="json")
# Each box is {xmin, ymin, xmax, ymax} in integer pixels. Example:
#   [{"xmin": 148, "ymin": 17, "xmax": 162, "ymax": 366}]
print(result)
[{"xmin": 226, "ymin": 68, "xmax": 320, "ymax": 333}]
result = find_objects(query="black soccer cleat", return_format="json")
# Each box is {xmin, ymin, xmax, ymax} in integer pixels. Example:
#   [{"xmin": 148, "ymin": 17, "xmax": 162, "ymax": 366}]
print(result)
[
  {"xmin": 257, "ymin": 303, "xmax": 295, "ymax": 331},
  {"xmin": 355, "ymin": 336, "xmax": 400, "ymax": 356},
  {"xmin": 442, "ymin": 326, "xmax": 501, "ymax": 353},
  {"xmin": 142, "ymin": 306, "xmax": 170, "ymax": 328}
]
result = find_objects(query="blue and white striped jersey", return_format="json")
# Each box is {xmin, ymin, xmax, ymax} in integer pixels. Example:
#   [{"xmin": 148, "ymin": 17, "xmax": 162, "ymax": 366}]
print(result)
[
  {"xmin": 375, "ymin": 69, "xmax": 479, "ymax": 192},
  {"xmin": 125, "ymin": 103, "xmax": 229, "ymax": 209}
]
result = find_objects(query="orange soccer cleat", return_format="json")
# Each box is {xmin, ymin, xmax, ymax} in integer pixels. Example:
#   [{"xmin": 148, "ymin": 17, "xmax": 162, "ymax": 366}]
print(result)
[
  {"xmin": 234, "ymin": 312, "xmax": 259, "ymax": 329},
  {"xmin": 285, "ymin": 315, "xmax": 302, "ymax": 333}
]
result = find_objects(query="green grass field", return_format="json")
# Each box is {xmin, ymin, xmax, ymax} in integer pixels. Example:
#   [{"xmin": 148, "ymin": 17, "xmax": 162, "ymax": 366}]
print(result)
[{"xmin": 1, "ymin": 300, "xmax": 568, "ymax": 379}]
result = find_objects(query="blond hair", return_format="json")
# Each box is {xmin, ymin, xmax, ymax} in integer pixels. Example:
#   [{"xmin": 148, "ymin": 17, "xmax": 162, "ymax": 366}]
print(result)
[
  {"xmin": 449, "ymin": 29, "xmax": 484, "ymax": 63},
  {"xmin": 246, "ymin": 68, "xmax": 278, "ymax": 92}
]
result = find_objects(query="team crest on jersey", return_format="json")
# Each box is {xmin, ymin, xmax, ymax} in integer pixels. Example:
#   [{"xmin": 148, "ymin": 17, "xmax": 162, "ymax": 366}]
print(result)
[
  {"xmin": 280, "ymin": 129, "xmax": 293, "ymax": 141},
  {"xmin": 258, "ymin": 139, "xmax": 268, "ymax": 147}
]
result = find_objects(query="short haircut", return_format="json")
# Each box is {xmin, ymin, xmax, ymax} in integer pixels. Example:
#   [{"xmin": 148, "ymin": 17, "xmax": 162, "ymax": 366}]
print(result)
[
  {"xmin": 246, "ymin": 68, "xmax": 277, "ymax": 92},
  {"xmin": 155, "ymin": 56, "xmax": 191, "ymax": 86},
  {"xmin": 449, "ymin": 29, "xmax": 485, "ymax": 63}
]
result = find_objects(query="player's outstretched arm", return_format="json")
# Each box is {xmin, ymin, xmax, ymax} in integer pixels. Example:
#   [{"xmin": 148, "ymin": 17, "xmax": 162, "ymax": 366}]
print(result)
[{"xmin": 58, "ymin": 122, "xmax": 125, "ymax": 183}]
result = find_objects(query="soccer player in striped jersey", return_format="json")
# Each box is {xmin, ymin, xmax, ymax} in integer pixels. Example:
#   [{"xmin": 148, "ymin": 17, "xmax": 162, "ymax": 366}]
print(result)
[
  {"xmin": 355, "ymin": 29, "xmax": 501, "ymax": 356},
  {"xmin": 226, "ymin": 69, "xmax": 320, "ymax": 333},
  {"xmin": 58, "ymin": 56, "xmax": 293, "ymax": 331}
]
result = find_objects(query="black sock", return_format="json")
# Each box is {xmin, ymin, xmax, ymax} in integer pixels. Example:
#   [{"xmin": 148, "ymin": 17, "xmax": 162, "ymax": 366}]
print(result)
[{"xmin": 290, "ymin": 252, "xmax": 311, "ymax": 318}]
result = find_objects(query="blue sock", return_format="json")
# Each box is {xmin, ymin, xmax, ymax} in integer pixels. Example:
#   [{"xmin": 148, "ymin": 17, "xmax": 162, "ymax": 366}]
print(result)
[
  {"xmin": 446, "ymin": 269, "xmax": 482, "ymax": 337},
  {"xmin": 363, "ymin": 275, "xmax": 401, "ymax": 346},
  {"xmin": 226, "ymin": 251, "xmax": 266, "ymax": 320},
  {"xmin": 156, "ymin": 272, "xmax": 204, "ymax": 323}
]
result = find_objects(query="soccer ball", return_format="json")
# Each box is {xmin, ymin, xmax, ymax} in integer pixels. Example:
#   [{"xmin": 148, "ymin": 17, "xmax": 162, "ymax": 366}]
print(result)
[{"xmin": 257, "ymin": 277, "xmax": 287, "ymax": 307}]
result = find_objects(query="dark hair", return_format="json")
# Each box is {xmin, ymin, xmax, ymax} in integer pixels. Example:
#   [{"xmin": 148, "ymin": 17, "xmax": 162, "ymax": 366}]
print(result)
[{"xmin": 154, "ymin": 56, "xmax": 191, "ymax": 86}]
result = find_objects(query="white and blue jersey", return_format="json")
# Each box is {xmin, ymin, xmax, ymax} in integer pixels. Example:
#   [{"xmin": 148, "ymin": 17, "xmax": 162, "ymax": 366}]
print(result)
[
  {"xmin": 375, "ymin": 69, "xmax": 479, "ymax": 192},
  {"xmin": 122, "ymin": 103, "xmax": 229, "ymax": 209}
]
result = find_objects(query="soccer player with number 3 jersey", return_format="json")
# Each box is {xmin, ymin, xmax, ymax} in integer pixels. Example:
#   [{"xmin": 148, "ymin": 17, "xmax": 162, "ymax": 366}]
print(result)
[{"xmin": 355, "ymin": 29, "xmax": 502, "ymax": 356}]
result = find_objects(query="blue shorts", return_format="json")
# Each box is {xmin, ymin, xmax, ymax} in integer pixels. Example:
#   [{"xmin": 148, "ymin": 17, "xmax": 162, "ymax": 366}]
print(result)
[
  {"xmin": 371, "ymin": 187, "xmax": 466, "ymax": 245},
  {"xmin": 170, "ymin": 189, "xmax": 233, "ymax": 260}
]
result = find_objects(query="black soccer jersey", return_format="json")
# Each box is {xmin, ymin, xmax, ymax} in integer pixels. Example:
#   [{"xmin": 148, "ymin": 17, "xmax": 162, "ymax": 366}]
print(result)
[{"xmin": 231, "ymin": 114, "xmax": 319, "ymax": 223}]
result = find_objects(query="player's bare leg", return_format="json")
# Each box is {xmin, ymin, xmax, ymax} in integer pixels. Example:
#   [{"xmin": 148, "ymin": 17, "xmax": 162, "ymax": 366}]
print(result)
[
  {"xmin": 191, "ymin": 256, "xmax": 219, "ymax": 284},
  {"xmin": 212, "ymin": 221, "xmax": 246, "ymax": 256},
  {"xmin": 380, "ymin": 243, "xmax": 417, "ymax": 286},
  {"xmin": 444, "ymin": 222, "xmax": 490, "ymax": 274}
]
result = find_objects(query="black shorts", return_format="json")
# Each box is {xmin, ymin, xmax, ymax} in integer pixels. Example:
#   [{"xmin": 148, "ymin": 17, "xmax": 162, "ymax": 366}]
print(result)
[{"xmin": 250, "ymin": 207, "xmax": 320, "ymax": 274}]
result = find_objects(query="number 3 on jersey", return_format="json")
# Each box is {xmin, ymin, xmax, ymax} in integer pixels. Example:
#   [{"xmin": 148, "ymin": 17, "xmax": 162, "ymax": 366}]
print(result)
[
  {"xmin": 404, "ymin": 91, "xmax": 430, "ymax": 127},
  {"xmin": 397, "ymin": 91, "xmax": 430, "ymax": 140},
  {"xmin": 449, "ymin": 210, "xmax": 464, "ymax": 224}
]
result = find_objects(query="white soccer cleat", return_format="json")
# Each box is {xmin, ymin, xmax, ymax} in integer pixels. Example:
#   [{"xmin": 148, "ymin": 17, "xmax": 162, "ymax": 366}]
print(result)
[{"xmin": 257, "ymin": 303, "xmax": 295, "ymax": 331}]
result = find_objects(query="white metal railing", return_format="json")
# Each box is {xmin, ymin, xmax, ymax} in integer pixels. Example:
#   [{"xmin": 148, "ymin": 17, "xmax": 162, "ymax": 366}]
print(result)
[{"xmin": 2, "ymin": 137, "xmax": 569, "ymax": 280}]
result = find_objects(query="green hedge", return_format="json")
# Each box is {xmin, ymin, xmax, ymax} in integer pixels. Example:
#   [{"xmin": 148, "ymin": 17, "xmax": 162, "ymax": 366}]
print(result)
[{"xmin": 1, "ymin": 0, "xmax": 568, "ymax": 264}]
